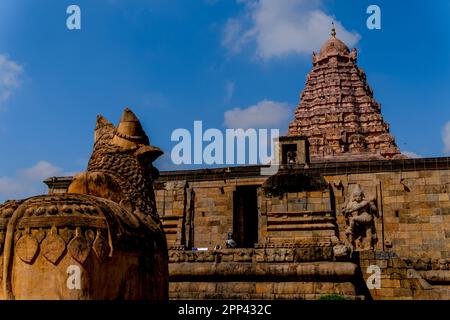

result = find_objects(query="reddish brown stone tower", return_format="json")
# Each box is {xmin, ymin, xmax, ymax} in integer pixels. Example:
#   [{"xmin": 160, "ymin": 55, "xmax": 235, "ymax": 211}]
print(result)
[{"xmin": 288, "ymin": 27, "xmax": 403, "ymax": 162}]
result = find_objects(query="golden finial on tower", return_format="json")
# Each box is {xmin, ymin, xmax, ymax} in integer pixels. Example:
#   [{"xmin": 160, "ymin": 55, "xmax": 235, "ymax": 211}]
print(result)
[{"xmin": 331, "ymin": 21, "xmax": 336, "ymax": 37}]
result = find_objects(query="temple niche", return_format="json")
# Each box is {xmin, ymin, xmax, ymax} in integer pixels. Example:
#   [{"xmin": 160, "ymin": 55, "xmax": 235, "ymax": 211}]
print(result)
[{"xmin": 288, "ymin": 27, "xmax": 404, "ymax": 162}]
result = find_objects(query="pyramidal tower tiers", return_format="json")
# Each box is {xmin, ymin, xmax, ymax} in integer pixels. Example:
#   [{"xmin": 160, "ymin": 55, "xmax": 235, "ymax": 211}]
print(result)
[{"xmin": 288, "ymin": 27, "xmax": 404, "ymax": 162}]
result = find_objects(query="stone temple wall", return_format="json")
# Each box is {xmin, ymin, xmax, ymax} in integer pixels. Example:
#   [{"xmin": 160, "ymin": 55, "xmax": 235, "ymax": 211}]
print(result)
[
  {"xmin": 155, "ymin": 178, "xmax": 266, "ymax": 249},
  {"xmin": 155, "ymin": 162, "xmax": 450, "ymax": 262},
  {"xmin": 151, "ymin": 159, "xmax": 450, "ymax": 299},
  {"xmin": 327, "ymin": 169, "xmax": 450, "ymax": 260}
]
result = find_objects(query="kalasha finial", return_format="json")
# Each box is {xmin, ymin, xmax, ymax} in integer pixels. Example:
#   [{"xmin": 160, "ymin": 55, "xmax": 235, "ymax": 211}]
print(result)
[{"xmin": 331, "ymin": 22, "xmax": 336, "ymax": 37}]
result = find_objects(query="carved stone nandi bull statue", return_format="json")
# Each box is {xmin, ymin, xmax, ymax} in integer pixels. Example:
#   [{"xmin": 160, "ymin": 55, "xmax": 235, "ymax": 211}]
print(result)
[{"xmin": 0, "ymin": 108, "xmax": 168, "ymax": 300}]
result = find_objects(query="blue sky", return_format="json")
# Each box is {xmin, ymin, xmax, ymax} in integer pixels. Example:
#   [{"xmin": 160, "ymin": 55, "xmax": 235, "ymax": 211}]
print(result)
[{"xmin": 0, "ymin": 0, "xmax": 449, "ymax": 201}]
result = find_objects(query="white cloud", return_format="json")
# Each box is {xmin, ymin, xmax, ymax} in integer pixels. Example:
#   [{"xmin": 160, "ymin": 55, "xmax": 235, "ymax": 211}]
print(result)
[
  {"xmin": 0, "ymin": 161, "xmax": 71, "ymax": 202},
  {"xmin": 402, "ymin": 151, "xmax": 422, "ymax": 159},
  {"xmin": 0, "ymin": 54, "xmax": 23, "ymax": 108},
  {"xmin": 17, "ymin": 161, "xmax": 65, "ymax": 181},
  {"xmin": 222, "ymin": 0, "xmax": 361, "ymax": 60},
  {"xmin": 443, "ymin": 121, "xmax": 450, "ymax": 154},
  {"xmin": 224, "ymin": 99, "xmax": 292, "ymax": 129}
]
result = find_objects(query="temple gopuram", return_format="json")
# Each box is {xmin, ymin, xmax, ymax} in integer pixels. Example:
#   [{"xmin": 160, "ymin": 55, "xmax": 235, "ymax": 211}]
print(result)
[
  {"xmin": 43, "ymin": 29, "xmax": 450, "ymax": 300},
  {"xmin": 288, "ymin": 27, "xmax": 403, "ymax": 161}
]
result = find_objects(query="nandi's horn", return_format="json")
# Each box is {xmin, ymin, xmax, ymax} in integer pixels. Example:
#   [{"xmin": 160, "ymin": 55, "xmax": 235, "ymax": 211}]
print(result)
[
  {"xmin": 96, "ymin": 115, "xmax": 113, "ymax": 129},
  {"xmin": 94, "ymin": 115, "xmax": 115, "ymax": 145},
  {"xmin": 112, "ymin": 108, "xmax": 149, "ymax": 149}
]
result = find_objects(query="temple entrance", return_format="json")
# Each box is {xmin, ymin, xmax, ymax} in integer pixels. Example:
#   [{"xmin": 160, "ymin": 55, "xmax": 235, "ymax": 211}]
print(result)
[{"xmin": 233, "ymin": 186, "xmax": 258, "ymax": 248}]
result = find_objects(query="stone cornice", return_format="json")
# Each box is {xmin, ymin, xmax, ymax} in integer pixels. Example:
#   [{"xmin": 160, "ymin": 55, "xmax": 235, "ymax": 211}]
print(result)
[{"xmin": 42, "ymin": 157, "xmax": 450, "ymax": 189}]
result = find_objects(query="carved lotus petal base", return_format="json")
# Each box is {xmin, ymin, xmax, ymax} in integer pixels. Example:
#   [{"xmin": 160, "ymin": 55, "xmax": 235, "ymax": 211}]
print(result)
[
  {"xmin": 68, "ymin": 234, "xmax": 91, "ymax": 264},
  {"xmin": 34, "ymin": 229, "xmax": 46, "ymax": 243},
  {"xmin": 92, "ymin": 231, "xmax": 109, "ymax": 261},
  {"xmin": 14, "ymin": 231, "xmax": 22, "ymax": 242},
  {"xmin": 15, "ymin": 234, "xmax": 39, "ymax": 264},
  {"xmin": 41, "ymin": 232, "xmax": 66, "ymax": 265},
  {"xmin": 59, "ymin": 228, "xmax": 74, "ymax": 244},
  {"xmin": 85, "ymin": 229, "xmax": 95, "ymax": 243}
]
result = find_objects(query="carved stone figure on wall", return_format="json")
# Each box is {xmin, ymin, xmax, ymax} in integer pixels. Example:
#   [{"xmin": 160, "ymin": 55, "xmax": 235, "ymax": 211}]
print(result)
[
  {"xmin": 348, "ymin": 134, "xmax": 366, "ymax": 153},
  {"xmin": 341, "ymin": 184, "xmax": 379, "ymax": 250},
  {"xmin": 286, "ymin": 151, "xmax": 297, "ymax": 164}
]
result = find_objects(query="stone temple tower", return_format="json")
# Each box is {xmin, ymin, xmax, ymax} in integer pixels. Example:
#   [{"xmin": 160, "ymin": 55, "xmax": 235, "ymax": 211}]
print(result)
[{"xmin": 288, "ymin": 26, "xmax": 404, "ymax": 162}]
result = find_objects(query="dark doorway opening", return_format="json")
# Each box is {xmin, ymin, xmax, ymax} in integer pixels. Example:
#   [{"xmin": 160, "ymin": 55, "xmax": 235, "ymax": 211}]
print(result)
[
  {"xmin": 233, "ymin": 186, "xmax": 258, "ymax": 248},
  {"xmin": 282, "ymin": 143, "xmax": 297, "ymax": 165}
]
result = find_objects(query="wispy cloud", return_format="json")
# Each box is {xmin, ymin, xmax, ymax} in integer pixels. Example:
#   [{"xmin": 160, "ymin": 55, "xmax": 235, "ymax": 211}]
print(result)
[
  {"xmin": 0, "ymin": 54, "xmax": 23, "ymax": 109},
  {"xmin": 224, "ymin": 99, "xmax": 292, "ymax": 129},
  {"xmin": 222, "ymin": 0, "xmax": 360, "ymax": 60},
  {"xmin": 443, "ymin": 121, "xmax": 450, "ymax": 154},
  {"xmin": 225, "ymin": 81, "xmax": 235, "ymax": 103},
  {"xmin": 0, "ymin": 161, "xmax": 73, "ymax": 202},
  {"xmin": 402, "ymin": 151, "xmax": 422, "ymax": 159},
  {"xmin": 140, "ymin": 92, "xmax": 169, "ymax": 109}
]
